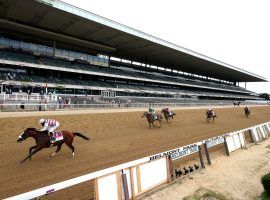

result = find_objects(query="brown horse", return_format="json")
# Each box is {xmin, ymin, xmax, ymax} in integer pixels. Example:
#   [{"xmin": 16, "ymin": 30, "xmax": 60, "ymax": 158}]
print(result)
[
  {"xmin": 161, "ymin": 108, "xmax": 176, "ymax": 122},
  {"xmin": 244, "ymin": 107, "xmax": 250, "ymax": 118},
  {"xmin": 17, "ymin": 128, "xmax": 89, "ymax": 163},
  {"xmin": 142, "ymin": 112, "xmax": 163, "ymax": 128}
]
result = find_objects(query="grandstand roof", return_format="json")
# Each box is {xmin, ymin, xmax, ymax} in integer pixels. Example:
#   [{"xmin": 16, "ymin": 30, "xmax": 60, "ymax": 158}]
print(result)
[{"xmin": 0, "ymin": 0, "xmax": 267, "ymax": 82}]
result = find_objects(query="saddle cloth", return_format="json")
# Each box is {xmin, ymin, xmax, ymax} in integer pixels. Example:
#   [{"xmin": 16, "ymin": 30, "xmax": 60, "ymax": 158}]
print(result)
[{"xmin": 52, "ymin": 131, "xmax": 64, "ymax": 142}]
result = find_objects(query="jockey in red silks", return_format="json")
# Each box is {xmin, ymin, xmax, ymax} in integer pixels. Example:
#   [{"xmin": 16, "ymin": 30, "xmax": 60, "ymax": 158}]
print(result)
[{"xmin": 39, "ymin": 118, "xmax": 60, "ymax": 143}]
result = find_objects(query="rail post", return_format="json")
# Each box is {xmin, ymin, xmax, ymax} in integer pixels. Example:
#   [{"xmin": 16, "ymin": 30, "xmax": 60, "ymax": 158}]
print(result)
[
  {"xmin": 198, "ymin": 145, "xmax": 205, "ymax": 169},
  {"xmin": 204, "ymin": 142, "xmax": 211, "ymax": 165}
]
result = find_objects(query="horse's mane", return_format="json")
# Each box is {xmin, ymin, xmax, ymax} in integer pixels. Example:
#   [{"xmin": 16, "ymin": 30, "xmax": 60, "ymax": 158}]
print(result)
[{"xmin": 26, "ymin": 128, "xmax": 37, "ymax": 131}]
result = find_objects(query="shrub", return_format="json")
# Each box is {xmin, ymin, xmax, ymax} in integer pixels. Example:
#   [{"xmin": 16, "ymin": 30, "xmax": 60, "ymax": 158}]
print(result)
[{"xmin": 262, "ymin": 172, "xmax": 270, "ymax": 196}]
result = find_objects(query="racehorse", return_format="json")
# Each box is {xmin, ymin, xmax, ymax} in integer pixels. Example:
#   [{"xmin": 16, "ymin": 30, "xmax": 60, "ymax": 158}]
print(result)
[
  {"xmin": 206, "ymin": 111, "xmax": 217, "ymax": 123},
  {"xmin": 161, "ymin": 108, "xmax": 176, "ymax": 122},
  {"xmin": 17, "ymin": 128, "xmax": 89, "ymax": 163},
  {"xmin": 244, "ymin": 107, "xmax": 250, "ymax": 118},
  {"xmin": 142, "ymin": 112, "xmax": 163, "ymax": 128},
  {"xmin": 233, "ymin": 101, "xmax": 241, "ymax": 107}
]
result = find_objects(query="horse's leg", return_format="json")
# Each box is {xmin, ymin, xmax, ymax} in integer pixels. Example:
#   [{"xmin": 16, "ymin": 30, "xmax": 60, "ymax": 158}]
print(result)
[
  {"xmin": 50, "ymin": 143, "xmax": 63, "ymax": 158},
  {"xmin": 28, "ymin": 145, "xmax": 37, "ymax": 161},
  {"xmin": 20, "ymin": 147, "xmax": 42, "ymax": 164},
  {"xmin": 67, "ymin": 144, "xmax": 75, "ymax": 157}
]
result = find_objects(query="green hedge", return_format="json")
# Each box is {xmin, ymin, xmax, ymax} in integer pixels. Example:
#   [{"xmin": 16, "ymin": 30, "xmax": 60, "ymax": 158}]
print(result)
[{"xmin": 262, "ymin": 172, "xmax": 270, "ymax": 196}]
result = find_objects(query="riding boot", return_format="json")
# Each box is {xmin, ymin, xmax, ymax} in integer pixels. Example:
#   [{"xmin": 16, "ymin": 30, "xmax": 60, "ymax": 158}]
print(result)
[{"xmin": 49, "ymin": 132, "xmax": 55, "ymax": 146}]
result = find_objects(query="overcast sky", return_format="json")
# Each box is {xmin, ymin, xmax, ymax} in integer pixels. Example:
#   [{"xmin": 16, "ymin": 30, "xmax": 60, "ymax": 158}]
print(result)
[{"xmin": 63, "ymin": 0, "xmax": 270, "ymax": 94}]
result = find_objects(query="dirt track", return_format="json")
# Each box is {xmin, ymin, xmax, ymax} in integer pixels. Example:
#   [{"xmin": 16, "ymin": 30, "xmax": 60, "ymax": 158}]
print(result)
[{"xmin": 0, "ymin": 106, "xmax": 270, "ymax": 199}]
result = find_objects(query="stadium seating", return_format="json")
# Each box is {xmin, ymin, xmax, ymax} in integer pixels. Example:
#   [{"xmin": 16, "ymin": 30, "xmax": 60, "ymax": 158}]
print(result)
[
  {"xmin": 0, "ymin": 48, "xmax": 256, "ymax": 99},
  {"xmin": 0, "ymin": 49, "xmax": 38, "ymax": 64}
]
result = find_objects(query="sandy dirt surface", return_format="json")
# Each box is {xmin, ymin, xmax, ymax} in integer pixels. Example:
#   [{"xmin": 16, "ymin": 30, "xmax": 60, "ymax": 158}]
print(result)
[
  {"xmin": 0, "ymin": 106, "xmax": 270, "ymax": 199},
  {"xmin": 142, "ymin": 139, "xmax": 270, "ymax": 200}
]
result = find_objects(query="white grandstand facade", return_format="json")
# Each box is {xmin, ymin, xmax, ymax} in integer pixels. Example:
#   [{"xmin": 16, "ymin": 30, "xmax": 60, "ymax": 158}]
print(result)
[{"xmin": 0, "ymin": 0, "xmax": 267, "ymax": 104}]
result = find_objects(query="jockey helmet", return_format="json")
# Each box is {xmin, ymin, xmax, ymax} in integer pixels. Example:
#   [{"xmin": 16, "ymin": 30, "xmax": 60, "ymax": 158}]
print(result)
[{"xmin": 39, "ymin": 118, "xmax": 45, "ymax": 124}]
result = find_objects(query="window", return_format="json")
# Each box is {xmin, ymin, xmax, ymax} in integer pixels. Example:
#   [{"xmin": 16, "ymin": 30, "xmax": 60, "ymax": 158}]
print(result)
[
  {"xmin": 29, "ymin": 44, "xmax": 37, "ymax": 51},
  {"xmin": 20, "ymin": 41, "xmax": 29, "ymax": 50},
  {"xmin": 10, "ymin": 40, "xmax": 19, "ymax": 48}
]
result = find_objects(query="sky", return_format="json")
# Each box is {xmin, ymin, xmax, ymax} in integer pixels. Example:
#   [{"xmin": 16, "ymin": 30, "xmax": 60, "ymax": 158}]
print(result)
[{"xmin": 63, "ymin": 0, "xmax": 270, "ymax": 94}]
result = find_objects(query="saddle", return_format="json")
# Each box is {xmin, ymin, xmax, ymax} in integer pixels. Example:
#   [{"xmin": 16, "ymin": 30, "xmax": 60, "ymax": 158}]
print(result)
[{"xmin": 50, "ymin": 131, "xmax": 64, "ymax": 143}]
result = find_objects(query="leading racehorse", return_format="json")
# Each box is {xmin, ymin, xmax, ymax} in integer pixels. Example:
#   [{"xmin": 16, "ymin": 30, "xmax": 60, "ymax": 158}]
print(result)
[
  {"xmin": 161, "ymin": 108, "xmax": 176, "ymax": 122},
  {"xmin": 142, "ymin": 112, "xmax": 163, "ymax": 128},
  {"xmin": 17, "ymin": 128, "xmax": 89, "ymax": 163}
]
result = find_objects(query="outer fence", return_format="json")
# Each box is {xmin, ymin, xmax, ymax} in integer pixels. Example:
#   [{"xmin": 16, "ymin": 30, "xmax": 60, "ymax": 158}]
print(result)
[
  {"xmin": 0, "ymin": 101, "xmax": 266, "ymax": 112},
  {"xmin": 5, "ymin": 121, "xmax": 270, "ymax": 200},
  {"xmin": 0, "ymin": 93, "xmax": 58, "ymax": 102}
]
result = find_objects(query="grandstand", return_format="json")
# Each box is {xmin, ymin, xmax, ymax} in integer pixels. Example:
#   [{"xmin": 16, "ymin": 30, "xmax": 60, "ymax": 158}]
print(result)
[{"xmin": 0, "ymin": 0, "xmax": 267, "ymax": 105}]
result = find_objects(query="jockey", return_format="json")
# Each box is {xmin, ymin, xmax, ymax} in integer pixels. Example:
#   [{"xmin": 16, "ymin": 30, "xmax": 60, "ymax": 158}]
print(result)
[
  {"xmin": 148, "ymin": 107, "xmax": 157, "ymax": 120},
  {"xmin": 244, "ymin": 106, "xmax": 250, "ymax": 113},
  {"xmin": 166, "ymin": 107, "xmax": 173, "ymax": 115},
  {"xmin": 39, "ymin": 118, "xmax": 60, "ymax": 143},
  {"xmin": 206, "ymin": 108, "xmax": 215, "ymax": 116}
]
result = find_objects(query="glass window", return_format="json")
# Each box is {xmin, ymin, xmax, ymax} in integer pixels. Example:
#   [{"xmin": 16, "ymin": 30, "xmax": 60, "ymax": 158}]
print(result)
[
  {"xmin": 20, "ymin": 41, "xmax": 29, "ymax": 50},
  {"xmin": 75, "ymin": 52, "xmax": 82, "ymax": 59},
  {"xmin": 0, "ymin": 37, "xmax": 9, "ymax": 46},
  {"xmin": 29, "ymin": 44, "xmax": 37, "ymax": 51},
  {"xmin": 81, "ymin": 54, "xmax": 87, "ymax": 60},
  {"xmin": 62, "ymin": 50, "xmax": 68, "ymax": 57},
  {"xmin": 10, "ymin": 40, "xmax": 20, "ymax": 48},
  {"xmin": 69, "ymin": 51, "xmax": 75, "ymax": 59},
  {"xmin": 38, "ymin": 45, "xmax": 46, "ymax": 53},
  {"xmin": 55, "ymin": 49, "xmax": 62, "ymax": 56},
  {"xmin": 46, "ymin": 47, "xmax": 54, "ymax": 55}
]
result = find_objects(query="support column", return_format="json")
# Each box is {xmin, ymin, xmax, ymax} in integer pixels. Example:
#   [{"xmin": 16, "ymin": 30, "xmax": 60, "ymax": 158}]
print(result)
[
  {"xmin": 245, "ymin": 82, "xmax": 247, "ymax": 89},
  {"xmin": 108, "ymin": 54, "xmax": 111, "ymax": 68},
  {"xmin": 53, "ymin": 40, "xmax": 56, "ymax": 57}
]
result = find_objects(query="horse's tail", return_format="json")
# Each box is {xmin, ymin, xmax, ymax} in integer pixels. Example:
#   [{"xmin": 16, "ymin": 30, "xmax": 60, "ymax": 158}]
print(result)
[{"xmin": 73, "ymin": 132, "xmax": 90, "ymax": 140}]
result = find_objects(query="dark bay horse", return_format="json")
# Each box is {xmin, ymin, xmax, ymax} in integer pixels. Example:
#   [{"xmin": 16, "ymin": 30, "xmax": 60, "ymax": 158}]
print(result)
[
  {"xmin": 142, "ymin": 112, "xmax": 163, "ymax": 128},
  {"xmin": 233, "ymin": 101, "xmax": 241, "ymax": 107},
  {"xmin": 206, "ymin": 111, "xmax": 217, "ymax": 123},
  {"xmin": 161, "ymin": 108, "xmax": 176, "ymax": 122},
  {"xmin": 244, "ymin": 107, "xmax": 250, "ymax": 118},
  {"xmin": 17, "ymin": 128, "xmax": 89, "ymax": 163}
]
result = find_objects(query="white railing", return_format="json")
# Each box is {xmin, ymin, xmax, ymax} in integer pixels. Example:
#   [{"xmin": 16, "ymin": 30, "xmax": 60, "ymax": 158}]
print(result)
[
  {"xmin": 0, "ymin": 101, "xmax": 267, "ymax": 112},
  {"xmin": 0, "ymin": 93, "xmax": 58, "ymax": 102}
]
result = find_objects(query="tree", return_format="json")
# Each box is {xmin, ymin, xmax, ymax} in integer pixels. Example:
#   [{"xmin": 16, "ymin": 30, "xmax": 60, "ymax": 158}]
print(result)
[{"xmin": 259, "ymin": 93, "xmax": 270, "ymax": 100}]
